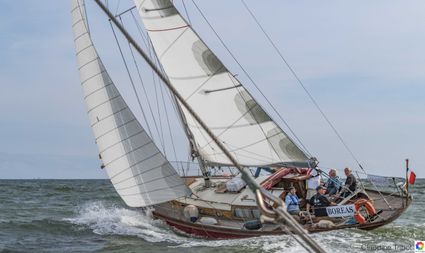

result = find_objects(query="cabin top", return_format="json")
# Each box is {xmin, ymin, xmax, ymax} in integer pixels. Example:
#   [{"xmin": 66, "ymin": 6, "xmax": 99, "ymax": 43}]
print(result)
[{"xmin": 177, "ymin": 168, "xmax": 311, "ymax": 210}]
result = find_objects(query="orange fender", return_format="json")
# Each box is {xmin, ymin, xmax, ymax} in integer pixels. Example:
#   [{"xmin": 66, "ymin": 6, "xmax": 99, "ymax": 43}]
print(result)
[{"xmin": 354, "ymin": 199, "xmax": 377, "ymax": 224}]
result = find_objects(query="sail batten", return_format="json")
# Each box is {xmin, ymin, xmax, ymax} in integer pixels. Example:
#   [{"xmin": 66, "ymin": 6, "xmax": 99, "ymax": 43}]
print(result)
[
  {"xmin": 72, "ymin": 0, "xmax": 191, "ymax": 207},
  {"xmin": 133, "ymin": 0, "xmax": 310, "ymax": 167}
]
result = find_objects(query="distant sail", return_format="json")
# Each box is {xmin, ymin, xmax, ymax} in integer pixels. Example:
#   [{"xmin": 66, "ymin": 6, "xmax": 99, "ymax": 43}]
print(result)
[
  {"xmin": 71, "ymin": 0, "xmax": 191, "ymax": 207},
  {"xmin": 134, "ymin": 0, "xmax": 309, "ymax": 167}
]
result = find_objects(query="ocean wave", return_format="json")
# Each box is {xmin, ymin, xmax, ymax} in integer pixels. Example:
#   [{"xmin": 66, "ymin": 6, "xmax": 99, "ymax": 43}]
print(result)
[
  {"xmin": 64, "ymin": 201, "xmax": 191, "ymax": 244},
  {"xmin": 62, "ymin": 201, "xmax": 420, "ymax": 253}
]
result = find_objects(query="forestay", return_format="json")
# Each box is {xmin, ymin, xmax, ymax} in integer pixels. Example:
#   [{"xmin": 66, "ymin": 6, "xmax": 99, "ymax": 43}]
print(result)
[
  {"xmin": 71, "ymin": 0, "xmax": 191, "ymax": 207},
  {"xmin": 134, "ymin": 0, "xmax": 310, "ymax": 167}
]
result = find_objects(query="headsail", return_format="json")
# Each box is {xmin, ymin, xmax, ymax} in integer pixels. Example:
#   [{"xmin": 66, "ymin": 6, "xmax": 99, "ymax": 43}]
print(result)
[
  {"xmin": 133, "ymin": 0, "xmax": 310, "ymax": 167},
  {"xmin": 71, "ymin": 0, "xmax": 191, "ymax": 207}
]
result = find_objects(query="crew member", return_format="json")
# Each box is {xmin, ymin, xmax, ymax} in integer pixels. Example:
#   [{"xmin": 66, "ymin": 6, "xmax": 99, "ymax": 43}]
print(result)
[
  {"xmin": 285, "ymin": 186, "xmax": 300, "ymax": 215},
  {"xmin": 307, "ymin": 186, "xmax": 336, "ymax": 217}
]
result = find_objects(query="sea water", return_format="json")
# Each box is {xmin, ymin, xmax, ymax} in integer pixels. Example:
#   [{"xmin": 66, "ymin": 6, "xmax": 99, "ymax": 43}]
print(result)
[{"xmin": 0, "ymin": 179, "xmax": 423, "ymax": 253}]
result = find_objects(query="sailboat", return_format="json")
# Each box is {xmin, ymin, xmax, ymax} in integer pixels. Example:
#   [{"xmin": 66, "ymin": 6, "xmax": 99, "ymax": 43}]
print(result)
[{"xmin": 71, "ymin": 0, "xmax": 412, "ymax": 240}]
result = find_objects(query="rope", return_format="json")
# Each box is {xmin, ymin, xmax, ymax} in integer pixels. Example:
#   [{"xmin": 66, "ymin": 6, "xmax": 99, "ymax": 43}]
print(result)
[
  {"xmin": 240, "ymin": 0, "xmax": 392, "ymax": 206},
  {"xmin": 159, "ymin": 68, "xmax": 181, "ymax": 173},
  {"xmin": 128, "ymin": 10, "xmax": 168, "ymax": 152},
  {"xmin": 181, "ymin": 0, "xmax": 192, "ymax": 25},
  {"xmin": 189, "ymin": 0, "xmax": 312, "ymax": 158},
  {"xmin": 117, "ymin": 16, "xmax": 153, "ymax": 138},
  {"xmin": 240, "ymin": 0, "xmax": 360, "ymax": 167},
  {"xmin": 114, "ymin": 0, "xmax": 121, "ymax": 15},
  {"xmin": 109, "ymin": 19, "xmax": 167, "ymax": 154}
]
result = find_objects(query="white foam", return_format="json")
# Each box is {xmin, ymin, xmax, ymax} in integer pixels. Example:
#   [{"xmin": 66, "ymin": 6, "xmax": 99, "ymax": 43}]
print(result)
[
  {"xmin": 64, "ymin": 201, "xmax": 189, "ymax": 244},
  {"xmin": 63, "ymin": 201, "xmax": 413, "ymax": 252}
]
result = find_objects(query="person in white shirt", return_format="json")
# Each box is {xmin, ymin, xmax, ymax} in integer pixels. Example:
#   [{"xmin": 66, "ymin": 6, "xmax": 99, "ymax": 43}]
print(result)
[{"xmin": 307, "ymin": 169, "xmax": 321, "ymax": 199}]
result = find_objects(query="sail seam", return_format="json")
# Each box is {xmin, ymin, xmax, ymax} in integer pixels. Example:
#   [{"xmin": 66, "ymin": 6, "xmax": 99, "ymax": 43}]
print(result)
[
  {"xmin": 118, "ymin": 182, "xmax": 186, "ymax": 197},
  {"xmin": 147, "ymin": 25, "xmax": 189, "ymax": 32},
  {"xmin": 84, "ymin": 82, "xmax": 113, "ymax": 100},
  {"xmin": 99, "ymin": 129, "xmax": 145, "ymax": 154},
  {"xmin": 144, "ymin": 5, "xmax": 174, "ymax": 12},
  {"xmin": 78, "ymin": 56, "xmax": 101, "ymax": 70},
  {"xmin": 71, "ymin": 17, "xmax": 84, "ymax": 28},
  {"xmin": 71, "ymin": 5, "xmax": 80, "ymax": 13},
  {"xmin": 76, "ymin": 44, "xmax": 94, "ymax": 56},
  {"xmin": 73, "ymin": 31, "xmax": 89, "ymax": 42},
  {"xmin": 158, "ymin": 27, "xmax": 189, "ymax": 59},
  {"xmin": 87, "ymin": 94, "xmax": 121, "ymax": 113},
  {"xmin": 109, "ymin": 151, "xmax": 161, "ymax": 179},
  {"xmin": 114, "ymin": 171, "xmax": 179, "ymax": 191},
  {"xmin": 81, "ymin": 70, "xmax": 107, "ymax": 86},
  {"xmin": 91, "ymin": 106, "xmax": 129, "ymax": 127},
  {"xmin": 103, "ymin": 140, "xmax": 155, "ymax": 167},
  {"xmin": 94, "ymin": 118, "xmax": 136, "ymax": 140},
  {"xmin": 112, "ymin": 163, "xmax": 164, "ymax": 185}
]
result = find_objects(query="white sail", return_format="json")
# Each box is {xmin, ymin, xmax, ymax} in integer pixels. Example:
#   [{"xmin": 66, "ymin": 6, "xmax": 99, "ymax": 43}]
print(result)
[
  {"xmin": 71, "ymin": 0, "xmax": 191, "ymax": 207},
  {"xmin": 133, "ymin": 0, "xmax": 309, "ymax": 167}
]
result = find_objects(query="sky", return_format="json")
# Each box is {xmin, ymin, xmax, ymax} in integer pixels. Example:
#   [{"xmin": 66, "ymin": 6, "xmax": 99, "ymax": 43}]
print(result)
[{"xmin": 0, "ymin": 0, "xmax": 424, "ymax": 179}]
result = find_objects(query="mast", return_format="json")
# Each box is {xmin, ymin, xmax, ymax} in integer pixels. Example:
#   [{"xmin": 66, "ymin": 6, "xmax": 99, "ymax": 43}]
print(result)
[
  {"xmin": 172, "ymin": 92, "xmax": 211, "ymax": 186},
  {"xmin": 150, "ymin": 42, "xmax": 211, "ymax": 185},
  {"xmin": 92, "ymin": 1, "xmax": 326, "ymax": 252}
]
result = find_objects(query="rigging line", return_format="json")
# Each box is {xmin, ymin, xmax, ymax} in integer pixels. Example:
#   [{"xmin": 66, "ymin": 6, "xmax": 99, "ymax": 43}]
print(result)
[
  {"xmin": 129, "ymin": 45, "xmax": 165, "ymax": 154},
  {"xmin": 138, "ymin": 17, "xmax": 168, "ymax": 154},
  {"xmin": 181, "ymin": 0, "xmax": 192, "ymax": 25},
  {"xmin": 110, "ymin": 19, "xmax": 166, "ymax": 154},
  {"xmin": 114, "ymin": 0, "xmax": 121, "ymax": 15},
  {"xmin": 157, "ymin": 62, "xmax": 181, "ymax": 174},
  {"xmin": 189, "ymin": 0, "xmax": 312, "ymax": 158},
  {"xmin": 153, "ymin": 63, "xmax": 166, "ymax": 155},
  {"xmin": 242, "ymin": 3, "xmax": 387, "ymax": 202},
  {"xmin": 145, "ymin": 28, "xmax": 200, "ymax": 175},
  {"xmin": 118, "ymin": 16, "xmax": 153, "ymax": 139},
  {"xmin": 129, "ymin": 9, "xmax": 171, "ymax": 158},
  {"xmin": 227, "ymin": 73, "xmax": 274, "ymax": 160},
  {"xmin": 130, "ymin": 10, "xmax": 150, "ymax": 50},
  {"xmin": 240, "ymin": 0, "xmax": 361, "ymax": 166},
  {"xmin": 115, "ymin": 6, "xmax": 136, "ymax": 18},
  {"xmin": 197, "ymin": 81, "xmax": 282, "ymax": 154},
  {"xmin": 128, "ymin": 10, "xmax": 166, "ymax": 152},
  {"xmin": 159, "ymin": 62, "xmax": 189, "ymax": 175},
  {"xmin": 82, "ymin": 0, "xmax": 90, "ymax": 34},
  {"xmin": 147, "ymin": 38, "xmax": 167, "ymax": 157},
  {"xmin": 133, "ymin": 11, "xmax": 168, "ymax": 152},
  {"xmin": 130, "ymin": 9, "xmax": 184, "ymax": 162}
]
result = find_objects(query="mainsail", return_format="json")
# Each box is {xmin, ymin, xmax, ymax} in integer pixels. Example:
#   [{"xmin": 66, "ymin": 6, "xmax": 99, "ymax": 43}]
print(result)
[
  {"xmin": 134, "ymin": 0, "xmax": 310, "ymax": 167},
  {"xmin": 71, "ymin": 0, "xmax": 191, "ymax": 207}
]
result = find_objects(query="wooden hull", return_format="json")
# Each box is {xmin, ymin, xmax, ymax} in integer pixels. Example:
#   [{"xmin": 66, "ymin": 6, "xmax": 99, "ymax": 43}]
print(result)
[{"xmin": 151, "ymin": 190, "xmax": 413, "ymax": 239}]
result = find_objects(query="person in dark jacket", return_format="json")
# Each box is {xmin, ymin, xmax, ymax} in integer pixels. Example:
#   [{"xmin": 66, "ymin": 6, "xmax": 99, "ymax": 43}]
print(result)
[
  {"xmin": 307, "ymin": 186, "xmax": 336, "ymax": 217},
  {"xmin": 337, "ymin": 167, "xmax": 357, "ymax": 198}
]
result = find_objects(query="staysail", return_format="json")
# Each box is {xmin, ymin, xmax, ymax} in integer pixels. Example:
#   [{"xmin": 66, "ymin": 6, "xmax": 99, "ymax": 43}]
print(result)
[
  {"xmin": 133, "ymin": 0, "xmax": 310, "ymax": 167},
  {"xmin": 71, "ymin": 0, "xmax": 191, "ymax": 207}
]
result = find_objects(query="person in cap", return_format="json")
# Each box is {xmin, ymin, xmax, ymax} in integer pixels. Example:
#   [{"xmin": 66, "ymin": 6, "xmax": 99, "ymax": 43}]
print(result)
[
  {"xmin": 307, "ymin": 186, "xmax": 336, "ymax": 217},
  {"xmin": 285, "ymin": 186, "xmax": 300, "ymax": 215}
]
